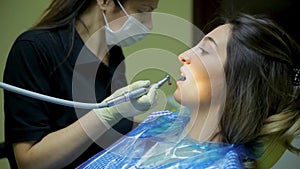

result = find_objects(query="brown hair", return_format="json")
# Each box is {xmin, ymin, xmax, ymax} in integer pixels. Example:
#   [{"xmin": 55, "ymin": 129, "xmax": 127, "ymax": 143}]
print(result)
[
  {"xmin": 31, "ymin": 0, "xmax": 127, "ymax": 74},
  {"xmin": 220, "ymin": 13, "xmax": 300, "ymax": 168},
  {"xmin": 33, "ymin": 0, "xmax": 127, "ymax": 29},
  {"xmin": 33, "ymin": 0, "xmax": 93, "ymax": 29}
]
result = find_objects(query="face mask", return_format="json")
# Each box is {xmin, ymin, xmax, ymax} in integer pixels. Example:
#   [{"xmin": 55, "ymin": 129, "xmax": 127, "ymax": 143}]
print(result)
[{"xmin": 102, "ymin": 0, "xmax": 150, "ymax": 46}]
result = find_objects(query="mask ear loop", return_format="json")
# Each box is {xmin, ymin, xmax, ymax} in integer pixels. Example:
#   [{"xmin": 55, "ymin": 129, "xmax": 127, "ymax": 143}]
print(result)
[
  {"xmin": 116, "ymin": 0, "xmax": 129, "ymax": 16},
  {"xmin": 102, "ymin": 12, "xmax": 110, "ymax": 26},
  {"xmin": 102, "ymin": 0, "xmax": 129, "ymax": 30},
  {"xmin": 115, "ymin": 0, "xmax": 150, "ymax": 33}
]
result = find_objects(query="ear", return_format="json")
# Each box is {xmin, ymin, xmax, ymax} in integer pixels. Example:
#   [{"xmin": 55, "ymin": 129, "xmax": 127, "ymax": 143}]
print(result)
[{"xmin": 96, "ymin": 0, "xmax": 112, "ymax": 11}]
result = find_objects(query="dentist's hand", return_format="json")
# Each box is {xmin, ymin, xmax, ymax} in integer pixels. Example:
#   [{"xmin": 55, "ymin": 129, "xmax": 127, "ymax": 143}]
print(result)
[{"xmin": 94, "ymin": 80, "xmax": 158, "ymax": 128}]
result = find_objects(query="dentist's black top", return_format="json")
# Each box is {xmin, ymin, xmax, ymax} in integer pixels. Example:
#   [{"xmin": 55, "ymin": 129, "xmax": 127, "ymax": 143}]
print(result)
[{"xmin": 3, "ymin": 25, "xmax": 133, "ymax": 168}]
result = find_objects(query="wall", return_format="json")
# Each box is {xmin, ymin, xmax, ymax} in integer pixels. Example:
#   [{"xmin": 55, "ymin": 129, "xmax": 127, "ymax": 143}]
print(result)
[
  {"xmin": 0, "ymin": 0, "xmax": 192, "ymax": 168},
  {"xmin": 0, "ymin": 1, "xmax": 51, "ymax": 168}
]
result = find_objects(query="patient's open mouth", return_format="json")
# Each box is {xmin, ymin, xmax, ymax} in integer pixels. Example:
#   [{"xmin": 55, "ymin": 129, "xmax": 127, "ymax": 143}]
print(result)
[{"xmin": 178, "ymin": 77, "xmax": 186, "ymax": 81}]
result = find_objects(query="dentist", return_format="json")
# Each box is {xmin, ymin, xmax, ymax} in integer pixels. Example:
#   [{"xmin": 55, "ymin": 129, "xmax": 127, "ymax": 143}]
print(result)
[{"xmin": 3, "ymin": 0, "xmax": 160, "ymax": 168}]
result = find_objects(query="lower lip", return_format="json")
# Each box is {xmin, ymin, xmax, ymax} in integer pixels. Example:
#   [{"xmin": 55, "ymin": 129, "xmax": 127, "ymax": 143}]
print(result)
[{"xmin": 176, "ymin": 80, "xmax": 184, "ymax": 86}]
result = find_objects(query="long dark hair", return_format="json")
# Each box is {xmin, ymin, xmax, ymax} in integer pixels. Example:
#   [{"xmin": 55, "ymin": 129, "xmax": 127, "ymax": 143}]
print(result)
[
  {"xmin": 32, "ymin": 0, "xmax": 126, "ymax": 29},
  {"xmin": 32, "ymin": 0, "xmax": 93, "ymax": 29},
  {"xmin": 31, "ymin": 0, "xmax": 126, "ymax": 75},
  {"xmin": 220, "ymin": 13, "xmax": 300, "ymax": 167}
]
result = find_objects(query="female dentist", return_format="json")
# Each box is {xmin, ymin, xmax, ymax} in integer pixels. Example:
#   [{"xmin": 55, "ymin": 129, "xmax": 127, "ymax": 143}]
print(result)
[{"xmin": 3, "ymin": 0, "xmax": 160, "ymax": 168}]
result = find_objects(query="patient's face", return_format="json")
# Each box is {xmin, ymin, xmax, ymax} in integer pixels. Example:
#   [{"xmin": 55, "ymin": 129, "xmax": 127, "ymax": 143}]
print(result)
[{"xmin": 174, "ymin": 24, "xmax": 231, "ymax": 109}]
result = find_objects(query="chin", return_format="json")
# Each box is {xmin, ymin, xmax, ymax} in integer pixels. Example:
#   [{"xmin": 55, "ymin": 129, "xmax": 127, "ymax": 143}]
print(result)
[
  {"xmin": 173, "ymin": 90, "xmax": 181, "ymax": 104},
  {"xmin": 174, "ymin": 88, "xmax": 189, "ymax": 106},
  {"xmin": 173, "ymin": 89, "xmax": 203, "ymax": 109}
]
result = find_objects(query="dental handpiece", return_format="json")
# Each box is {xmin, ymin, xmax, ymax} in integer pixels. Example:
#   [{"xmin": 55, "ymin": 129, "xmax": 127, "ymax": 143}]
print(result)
[
  {"xmin": 0, "ymin": 75, "xmax": 171, "ymax": 109},
  {"xmin": 105, "ymin": 75, "xmax": 171, "ymax": 107}
]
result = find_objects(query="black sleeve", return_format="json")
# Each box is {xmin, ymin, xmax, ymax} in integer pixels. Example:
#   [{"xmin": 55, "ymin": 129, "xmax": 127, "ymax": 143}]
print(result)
[{"xmin": 4, "ymin": 39, "xmax": 53, "ymax": 142}]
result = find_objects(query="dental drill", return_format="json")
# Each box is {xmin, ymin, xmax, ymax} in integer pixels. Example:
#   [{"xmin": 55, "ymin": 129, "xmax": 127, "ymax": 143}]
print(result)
[
  {"xmin": 0, "ymin": 75, "xmax": 171, "ymax": 109},
  {"xmin": 106, "ymin": 75, "xmax": 171, "ymax": 107}
]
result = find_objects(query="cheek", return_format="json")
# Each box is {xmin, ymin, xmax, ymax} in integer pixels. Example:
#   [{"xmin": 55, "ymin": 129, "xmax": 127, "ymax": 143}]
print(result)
[
  {"xmin": 204, "ymin": 60, "xmax": 226, "ymax": 94},
  {"xmin": 190, "ymin": 65, "xmax": 213, "ymax": 103},
  {"xmin": 190, "ymin": 62, "xmax": 211, "ymax": 89},
  {"xmin": 106, "ymin": 13, "xmax": 128, "ymax": 31},
  {"xmin": 196, "ymin": 79, "xmax": 212, "ymax": 104},
  {"xmin": 174, "ymin": 72, "xmax": 211, "ymax": 106},
  {"xmin": 173, "ymin": 86, "xmax": 199, "ymax": 106},
  {"xmin": 105, "ymin": 2, "xmax": 134, "ymax": 30},
  {"xmin": 140, "ymin": 14, "xmax": 153, "ymax": 29},
  {"xmin": 197, "ymin": 56, "xmax": 225, "ymax": 92}
]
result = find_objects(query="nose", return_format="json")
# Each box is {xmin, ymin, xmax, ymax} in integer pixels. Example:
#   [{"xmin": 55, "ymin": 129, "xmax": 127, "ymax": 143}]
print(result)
[{"xmin": 178, "ymin": 52, "xmax": 191, "ymax": 64}]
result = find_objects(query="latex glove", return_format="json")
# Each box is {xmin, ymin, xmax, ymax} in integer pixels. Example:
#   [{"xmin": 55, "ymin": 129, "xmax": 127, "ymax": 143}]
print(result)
[{"xmin": 94, "ymin": 80, "xmax": 158, "ymax": 128}]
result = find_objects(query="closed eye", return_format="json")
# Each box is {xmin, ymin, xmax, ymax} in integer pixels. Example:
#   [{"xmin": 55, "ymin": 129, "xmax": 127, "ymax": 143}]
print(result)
[
  {"xmin": 192, "ymin": 46, "xmax": 208, "ymax": 56},
  {"xmin": 199, "ymin": 47, "xmax": 208, "ymax": 55}
]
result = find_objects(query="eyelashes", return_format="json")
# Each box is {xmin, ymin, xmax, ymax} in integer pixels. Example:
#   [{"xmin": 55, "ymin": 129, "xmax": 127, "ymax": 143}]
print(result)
[
  {"xmin": 199, "ymin": 47, "xmax": 208, "ymax": 55},
  {"xmin": 191, "ymin": 46, "xmax": 208, "ymax": 56}
]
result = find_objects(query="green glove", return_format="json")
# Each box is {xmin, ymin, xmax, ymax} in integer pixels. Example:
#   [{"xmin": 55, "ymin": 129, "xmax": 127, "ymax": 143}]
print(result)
[{"xmin": 94, "ymin": 80, "xmax": 158, "ymax": 128}]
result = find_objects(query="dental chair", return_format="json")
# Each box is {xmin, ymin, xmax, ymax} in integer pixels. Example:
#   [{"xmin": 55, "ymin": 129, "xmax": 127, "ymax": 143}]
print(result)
[
  {"xmin": 0, "ymin": 142, "xmax": 5, "ymax": 159},
  {"xmin": 0, "ymin": 141, "xmax": 10, "ymax": 169},
  {"xmin": 256, "ymin": 138, "xmax": 287, "ymax": 168}
]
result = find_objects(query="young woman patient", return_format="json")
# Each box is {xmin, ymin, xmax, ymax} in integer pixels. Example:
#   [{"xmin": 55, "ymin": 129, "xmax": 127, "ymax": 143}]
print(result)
[{"xmin": 77, "ymin": 13, "xmax": 300, "ymax": 169}]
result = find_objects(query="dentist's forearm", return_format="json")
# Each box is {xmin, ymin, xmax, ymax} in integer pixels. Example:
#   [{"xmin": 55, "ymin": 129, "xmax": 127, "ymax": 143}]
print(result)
[{"xmin": 13, "ymin": 110, "xmax": 108, "ymax": 169}]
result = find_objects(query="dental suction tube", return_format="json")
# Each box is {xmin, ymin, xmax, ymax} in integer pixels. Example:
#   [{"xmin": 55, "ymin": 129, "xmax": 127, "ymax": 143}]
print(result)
[{"xmin": 0, "ymin": 75, "xmax": 171, "ymax": 109}]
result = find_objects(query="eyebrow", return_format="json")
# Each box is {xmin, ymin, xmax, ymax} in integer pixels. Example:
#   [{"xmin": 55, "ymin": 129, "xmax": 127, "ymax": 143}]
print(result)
[{"xmin": 203, "ymin": 36, "xmax": 218, "ymax": 47}]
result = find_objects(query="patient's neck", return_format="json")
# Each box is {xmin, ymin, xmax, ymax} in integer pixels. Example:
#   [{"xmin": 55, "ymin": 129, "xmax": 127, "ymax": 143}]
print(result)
[{"xmin": 185, "ymin": 104, "xmax": 221, "ymax": 142}]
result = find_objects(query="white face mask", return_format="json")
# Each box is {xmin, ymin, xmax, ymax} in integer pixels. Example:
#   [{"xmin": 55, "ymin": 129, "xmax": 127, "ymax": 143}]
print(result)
[{"xmin": 102, "ymin": 0, "xmax": 151, "ymax": 46}]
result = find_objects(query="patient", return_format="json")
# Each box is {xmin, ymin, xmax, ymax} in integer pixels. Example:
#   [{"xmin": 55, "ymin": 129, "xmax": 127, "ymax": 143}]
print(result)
[{"xmin": 77, "ymin": 13, "xmax": 300, "ymax": 168}]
